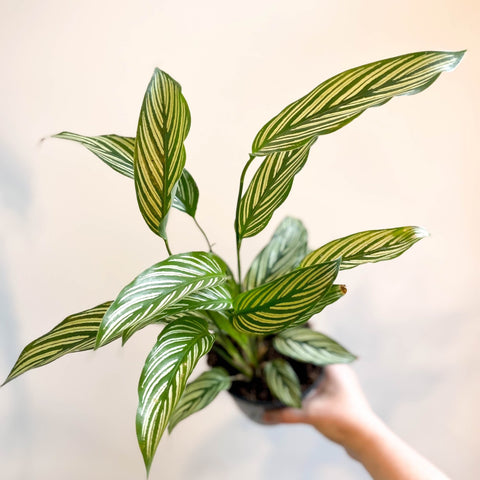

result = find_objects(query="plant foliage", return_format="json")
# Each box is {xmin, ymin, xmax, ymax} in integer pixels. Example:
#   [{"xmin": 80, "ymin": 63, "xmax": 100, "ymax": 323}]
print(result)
[{"xmin": 4, "ymin": 50, "xmax": 464, "ymax": 475}]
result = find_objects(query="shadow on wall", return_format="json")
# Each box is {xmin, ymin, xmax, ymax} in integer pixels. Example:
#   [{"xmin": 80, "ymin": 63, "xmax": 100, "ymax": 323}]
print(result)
[{"xmin": 0, "ymin": 142, "xmax": 33, "ymax": 479}]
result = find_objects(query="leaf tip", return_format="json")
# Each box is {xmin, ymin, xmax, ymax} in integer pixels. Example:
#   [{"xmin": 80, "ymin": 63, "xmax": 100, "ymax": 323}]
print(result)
[
  {"xmin": 413, "ymin": 226, "xmax": 430, "ymax": 239},
  {"xmin": 339, "ymin": 284, "xmax": 347, "ymax": 295}
]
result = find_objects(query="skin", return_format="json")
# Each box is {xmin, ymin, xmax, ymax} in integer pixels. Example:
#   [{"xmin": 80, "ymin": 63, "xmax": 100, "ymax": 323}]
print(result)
[{"xmin": 263, "ymin": 365, "xmax": 450, "ymax": 480}]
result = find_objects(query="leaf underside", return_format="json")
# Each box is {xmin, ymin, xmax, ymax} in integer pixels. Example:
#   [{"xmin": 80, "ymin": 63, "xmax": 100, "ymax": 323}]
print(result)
[
  {"xmin": 274, "ymin": 327, "xmax": 356, "ymax": 365},
  {"xmin": 264, "ymin": 358, "xmax": 302, "ymax": 408}
]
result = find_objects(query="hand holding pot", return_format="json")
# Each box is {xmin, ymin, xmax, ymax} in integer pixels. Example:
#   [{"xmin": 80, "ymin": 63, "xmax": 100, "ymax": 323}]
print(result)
[{"xmin": 264, "ymin": 365, "xmax": 450, "ymax": 480}]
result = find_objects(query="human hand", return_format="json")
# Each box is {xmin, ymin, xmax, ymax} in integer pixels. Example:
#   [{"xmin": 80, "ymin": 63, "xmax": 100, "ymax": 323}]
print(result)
[{"xmin": 263, "ymin": 364, "xmax": 381, "ymax": 456}]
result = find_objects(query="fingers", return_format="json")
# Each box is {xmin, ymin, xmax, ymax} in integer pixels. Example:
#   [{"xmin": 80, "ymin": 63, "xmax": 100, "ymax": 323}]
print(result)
[{"xmin": 264, "ymin": 407, "xmax": 308, "ymax": 424}]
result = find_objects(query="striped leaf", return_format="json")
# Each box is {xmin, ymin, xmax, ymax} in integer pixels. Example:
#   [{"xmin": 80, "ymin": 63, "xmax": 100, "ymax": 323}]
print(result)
[
  {"xmin": 137, "ymin": 317, "xmax": 214, "ymax": 474},
  {"xmin": 172, "ymin": 168, "xmax": 199, "ymax": 217},
  {"xmin": 264, "ymin": 358, "xmax": 302, "ymax": 408},
  {"xmin": 96, "ymin": 252, "xmax": 228, "ymax": 347},
  {"xmin": 244, "ymin": 217, "xmax": 308, "ymax": 290},
  {"xmin": 3, "ymin": 301, "xmax": 113, "ymax": 385},
  {"xmin": 134, "ymin": 68, "xmax": 191, "ymax": 239},
  {"xmin": 121, "ymin": 284, "xmax": 232, "ymax": 344},
  {"xmin": 252, "ymin": 50, "xmax": 464, "ymax": 155},
  {"xmin": 53, "ymin": 131, "xmax": 199, "ymax": 217},
  {"xmin": 237, "ymin": 140, "xmax": 314, "ymax": 239},
  {"xmin": 168, "ymin": 367, "xmax": 231, "ymax": 432},
  {"xmin": 273, "ymin": 328, "xmax": 356, "ymax": 366},
  {"xmin": 301, "ymin": 226, "xmax": 428, "ymax": 270},
  {"xmin": 290, "ymin": 284, "xmax": 347, "ymax": 328},
  {"xmin": 53, "ymin": 131, "xmax": 136, "ymax": 178},
  {"xmin": 233, "ymin": 259, "xmax": 340, "ymax": 335}
]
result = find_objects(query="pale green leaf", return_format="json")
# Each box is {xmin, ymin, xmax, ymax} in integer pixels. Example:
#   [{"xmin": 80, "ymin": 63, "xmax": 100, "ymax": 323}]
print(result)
[
  {"xmin": 252, "ymin": 51, "xmax": 464, "ymax": 155},
  {"xmin": 52, "ymin": 131, "xmax": 135, "ymax": 178},
  {"xmin": 96, "ymin": 251, "xmax": 228, "ymax": 347},
  {"xmin": 274, "ymin": 327, "xmax": 356, "ymax": 365},
  {"xmin": 137, "ymin": 317, "xmax": 214, "ymax": 474},
  {"xmin": 264, "ymin": 358, "xmax": 302, "ymax": 408},
  {"xmin": 53, "ymin": 131, "xmax": 198, "ymax": 217},
  {"xmin": 233, "ymin": 260, "xmax": 340, "ymax": 335},
  {"xmin": 301, "ymin": 226, "xmax": 428, "ymax": 269},
  {"xmin": 290, "ymin": 284, "xmax": 347, "ymax": 327},
  {"xmin": 237, "ymin": 140, "xmax": 314, "ymax": 238},
  {"xmin": 244, "ymin": 217, "xmax": 308, "ymax": 290},
  {"xmin": 168, "ymin": 367, "xmax": 231, "ymax": 432},
  {"xmin": 3, "ymin": 302, "xmax": 113, "ymax": 385},
  {"xmin": 134, "ymin": 68, "xmax": 191, "ymax": 238}
]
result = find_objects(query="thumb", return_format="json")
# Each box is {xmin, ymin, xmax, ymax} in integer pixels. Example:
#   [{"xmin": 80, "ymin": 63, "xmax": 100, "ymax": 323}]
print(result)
[{"xmin": 264, "ymin": 407, "xmax": 308, "ymax": 424}]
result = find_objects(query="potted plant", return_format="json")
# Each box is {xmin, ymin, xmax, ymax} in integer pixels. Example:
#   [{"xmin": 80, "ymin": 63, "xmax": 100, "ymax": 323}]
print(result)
[{"xmin": 3, "ymin": 50, "xmax": 464, "ymax": 475}]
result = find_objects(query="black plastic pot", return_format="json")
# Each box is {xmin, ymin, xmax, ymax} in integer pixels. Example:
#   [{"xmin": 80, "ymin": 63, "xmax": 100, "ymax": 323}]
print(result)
[{"xmin": 229, "ymin": 367, "xmax": 324, "ymax": 425}]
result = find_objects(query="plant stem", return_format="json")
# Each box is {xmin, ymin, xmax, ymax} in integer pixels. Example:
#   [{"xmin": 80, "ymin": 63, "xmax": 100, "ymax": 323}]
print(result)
[
  {"xmin": 193, "ymin": 217, "xmax": 213, "ymax": 252},
  {"xmin": 234, "ymin": 154, "xmax": 256, "ymax": 288},
  {"xmin": 163, "ymin": 237, "xmax": 173, "ymax": 256}
]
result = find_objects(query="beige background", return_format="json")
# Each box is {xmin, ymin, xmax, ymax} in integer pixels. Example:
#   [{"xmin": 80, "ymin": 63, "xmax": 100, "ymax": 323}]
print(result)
[{"xmin": 1, "ymin": 1, "xmax": 479, "ymax": 479}]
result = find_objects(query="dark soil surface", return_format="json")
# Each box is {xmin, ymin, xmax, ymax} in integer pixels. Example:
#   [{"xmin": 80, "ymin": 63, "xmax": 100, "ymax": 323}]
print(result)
[{"xmin": 207, "ymin": 336, "xmax": 323, "ymax": 404}]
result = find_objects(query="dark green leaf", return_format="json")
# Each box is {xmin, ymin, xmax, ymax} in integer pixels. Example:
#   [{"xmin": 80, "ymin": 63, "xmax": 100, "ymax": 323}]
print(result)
[
  {"xmin": 134, "ymin": 68, "xmax": 191, "ymax": 238},
  {"xmin": 252, "ymin": 51, "xmax": 465, "ymax": 155},
  {"xmin": 137, "ymin": 316, "xmax": 214, "ymax": 474},
  {"xmin": 233, "ymin": 260, "xmax": 340, "ymax": 335}
]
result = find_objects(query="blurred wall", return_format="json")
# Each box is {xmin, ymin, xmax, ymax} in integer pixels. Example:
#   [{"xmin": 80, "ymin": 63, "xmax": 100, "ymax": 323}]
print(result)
[{"xmin": 1, "ymin": 1, "xmax": 479, "ymax": 479}]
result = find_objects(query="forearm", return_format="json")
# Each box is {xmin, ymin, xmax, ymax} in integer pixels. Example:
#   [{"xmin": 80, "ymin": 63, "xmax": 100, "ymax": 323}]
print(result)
[{"xmin": 345, "ymin": 419, "xmax": 450, "ymax": 480}]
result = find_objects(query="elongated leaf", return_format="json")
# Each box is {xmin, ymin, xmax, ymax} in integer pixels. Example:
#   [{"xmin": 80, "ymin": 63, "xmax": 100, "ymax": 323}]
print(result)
[
  {"xmin": 273, "ymin": 328, "xmax": 356, "ymax": 365},
  {"xmin": 290, "ymin": 284, "xmax": 347, "ymax": 327},
  {"xmin": 168, "ymin": 367, "xmax": 231, "ymax": 432},
  {"xmin": 96, "ymin": 252, "xmax": 228, "ymax": 347},
  {"xmin": 264, "ymin": 358, "xmax": 302, "ymax": 408},
  {"xmin": 237, "ymin": 141, "xmax": 314, "ymax": 238},
  {"xmin": 233, "ymin": 260, "xmax": 340, "ymax": 335},
  {"xmin": 53, "ymin": 131, "xmax": 199, "ymax": 216},
  {"xmin": 301, "ymin": 226, "xmax": 428, "ymax": 270},
  {"xmin": 121, "ymin": 284, "xmax": 232, "ymax": 344},
  {"xmin": 252, "ymin": 50, "xmax": 464, "ymax": 155},
  {"xmin": 244, "ymin": 217, "xmax": 308, "ymax": 290},
  {"xmin": 137, "ymin": 317, "xmax": 214, "ymax": 474},
  {"xmin": 172, "ymin": 168, "xmax": 199, "ymax": 217},
  {"xmin": 3, "ymin": 301, "xmax": 113, "ymax": 385},
  {"xmin": 134, "ymin": 68, "xmax": 191, "ymax": 238},
  {"xmin": 53, "ymin": 131, "xmax": 135, "ymax": 177}
]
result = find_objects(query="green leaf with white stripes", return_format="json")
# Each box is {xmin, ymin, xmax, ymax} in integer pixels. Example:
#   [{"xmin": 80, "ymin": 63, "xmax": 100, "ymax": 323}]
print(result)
[
  {"xmin": 237, "ymin": 140, "xmax": 314, "ymax": 239},
  {"xmin": 168, "ymin": 367, "xmax": 231, "ymax": 432},
  {"xmin": 53, "ymin": 131, "xmax": 136, "ymax": 178},
  {"xmin": 264, "ymin": 358, "xmax": 302, "ymax": 408},
  {"xmin": 53, "ymin": 131, "xmax": 199, "ymax": 217},
  {"xmin": 273, "ymin": 328, "xmax": 356, "ymax": 366},
  {"xmin": 137, "ymin": 316, "xmax": 214, "ymax": 474},
  {"xmin": 121, "ymin": 284, "xmax": 232, "ymax": 344},
  {"xmin": 301, "ymin": 226, "xmax": 428, "ymax": 270},
  {"xmin": 290, "ymin": 284, "xmax": 347, "ymax": 328},
  {"xmin": 134, "ymin": 68, "xmax": 191, "ymax": 239},
  {"xmin": 96, "ymin": 251, "xmax": 228, "ymax": 347},
  {"xmin": 233, "ymin": 259, "xmax": 340, "ymax": 335},
  {"xmin": 244, "ymin": 217, "xmax": 308, "ymax": 290},
  {"xmin": 172, "ymin": 168, "xmax": 199, "ymax": 217},
  {"xmin": 3, "ymin": 301, "xmax": 113, "ymax": 385},
  {"xmin": 252, "ymin": 50, "xmax": 464, "ymax": 155}
]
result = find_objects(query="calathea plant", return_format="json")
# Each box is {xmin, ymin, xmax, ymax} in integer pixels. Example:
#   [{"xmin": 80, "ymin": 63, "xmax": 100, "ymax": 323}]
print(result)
[{"xmin": 3, "ymin": 50, "xmax": 463, "ymax": 475}]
